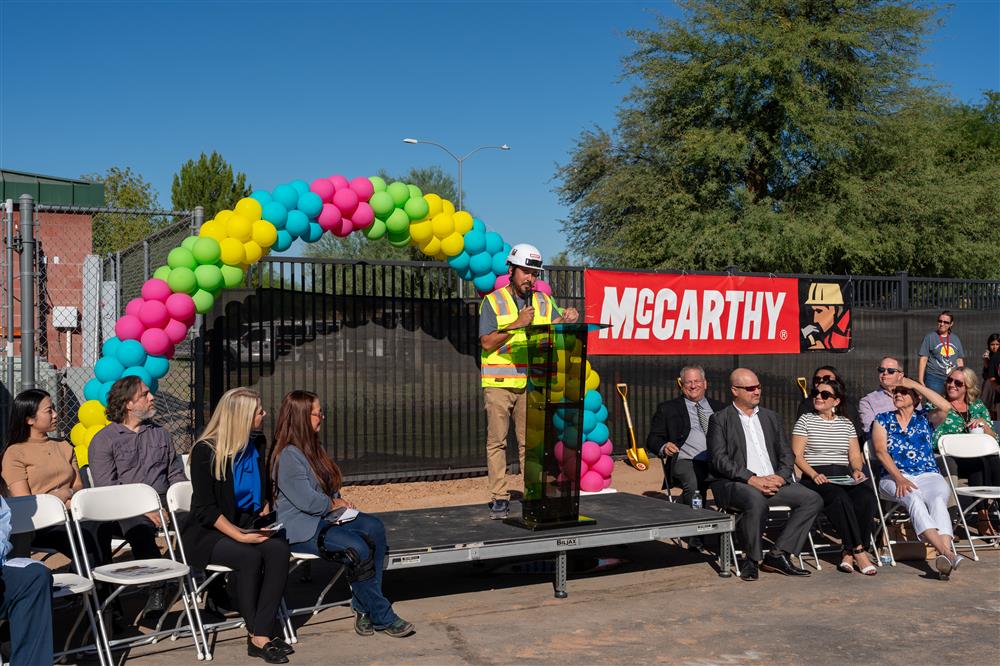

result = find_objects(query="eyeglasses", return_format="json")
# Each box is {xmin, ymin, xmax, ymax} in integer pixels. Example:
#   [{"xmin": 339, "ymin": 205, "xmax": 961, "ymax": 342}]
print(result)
[
  {"xmin": 255, "ymin": 408, "xmax": 266, "ymax": 416},
  {"xmin": 311, "ymin": 411, "xmax": 326, "ymax": 418},
  {"xmin": 945, "ymin": 378, "xmax": 966, "ymax": 388},
  {"xmin": 938, "ymin": 319, "xmax": 953, "ymax": 325},
  {"xmin": 877, "ymin": 367, "xmax": 902, "ymax": 375},
  {"xmin": 732, "ymin": 385, "xmax": 761, "ymax": 392},
  {"xmin": 812, "ymin": 375, "xmax": 835, "ymax": 385},
  {"xmin": 810, "ymin": 389, "xmax": 835, "ymax": 400}
]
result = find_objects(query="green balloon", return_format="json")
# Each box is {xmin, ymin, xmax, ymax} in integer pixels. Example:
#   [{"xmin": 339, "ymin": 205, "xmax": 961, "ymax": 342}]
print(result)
[
  {"xmin": 369, "ymin": 191, "xmax": 395, "ymax": 219},
  {"xmin": 192, "ymin": 237, "xmax": 222, "ymax": 265},
  {"xmin": 192, "ymin": 289, "xmax": 215, "ymax": 314},
  {"xmin": 388, "ymin": 233, "xmax": 411, "ymax": 248},
  {"xmin": 220, "ymin": 264, "xmax": 244, "ymax": 288},
  {"xmin": 363, "ymin": 218, "xmax": 387, "ymax": 240},
  {"xmin": 167, "ymin": 247, "xmax": 197, "ymax": 271},
  {"xmin": 385, "ymin": 208, "xmax": 410, "ymax": 234},
  {"xmin": 153, "ymin": 265, "xmax": 171, "ymax": 281},
  {"xmin": 404, "ymin": 196, "xmax": 430, "ymax": 221},
  {"xmin": 368, "ymin": 176, "xmax": 387, "ymax": 192},
  {"xmin": 181, "ymin": 235, "xmax": 199, "ymax": 252},
  {"xmin": 386, "ymin": 181, "xmax": 410, "ymax": 207},
  {"xmin": 167, "ymin": 267, "xmax": 198, "ymax": 295},
  {"xmin": 407, "ymin": 184, "xmax": 423, "ymax": 200},
  {"xmin": 194, "ymin": 264, "xmax": 224, "ymax": 292}
]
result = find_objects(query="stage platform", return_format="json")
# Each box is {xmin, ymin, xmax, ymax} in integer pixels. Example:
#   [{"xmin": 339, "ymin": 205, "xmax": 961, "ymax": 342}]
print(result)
[{"xmin": 379, "ymin": 492, "xmax": 735, "ymax": 598}]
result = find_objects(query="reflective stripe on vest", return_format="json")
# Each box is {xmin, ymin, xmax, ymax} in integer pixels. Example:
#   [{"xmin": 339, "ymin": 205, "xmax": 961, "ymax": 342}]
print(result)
[{"xmin": 481, "ymin": 288, "xmax": 556, "ymax": 389}]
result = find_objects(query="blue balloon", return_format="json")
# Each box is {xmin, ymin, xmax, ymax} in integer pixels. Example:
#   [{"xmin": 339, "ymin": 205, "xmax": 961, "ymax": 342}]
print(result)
[
  {"xmin": 84, "ymin": 378, "xmax": 105, "ymax": 402},
  {"xmin": 144, "ymin": 354, "xmax": 170, "ymax": 380},
  {"xmin": 306, "ymin": 221, "xmax": 324, "ymax": 243},
  {"xmin": 491, "ymin": 252, "xmax": 508, "ymax": 276},
  {"xmin": 147, "ymin": 376, "xmax": 159, "ymax": 395},
  {"xmin": 589, "ymin": 422, "xmax": 610, "ymax": 444},
  {"xmin": 463, "ymin": 230, "xmax": 486, "ymax": 255},
  {"xmin": 289, "ymin": 179, "xmax": 309, "ymax": 196},
  {"xmin": 584, "ymin": 390, "xmax": 603, "ymax": 412},
  {"xmin": 285, "ymin": 210, "xmax": 310, "ymax": 238},
  {"xmin": 468, "ymin": 251, "xmax": 493, "ymax": 277},
  {"xmin": 460, "ymin": 266, "xmax": 474, "ymax": 281},
  {"xmin": 262, "ymin": 201, "xmax": 288, "ymax": 229},
  {"xmin": 297, "ymin": 192, "xmax": 323, "ymax": 218},
  {"xmin": 447, "ymin": 251, "xmax": 471, "ymax": 273},
  {"xmin": 101, "ymin": 336, "xmax": 122, "ymax": 359},
  {"xmin": 94, "ymin": 356, "xmax": 125, "ymax": 383},
  {"xmin": 502, "ymin": 242, "xmax": 512, "ymax": 259},
  {"xmin": 472, "ymin": 218, "xmax": 486, "ymax": 233},
  {"xmin": 583, "ymin": 411, "xmax": 597, "ymax": 434},
  {"xmin": 552, "ymin": 411, "xmax": 565, "ymax": 432},
  {"xmin": 250, "ymin": 190, "xmax": 272, "ymax": 205},
  {"xmin": 595, "ymin": 405, "xmax": 608, "ymax": 423},
  {"xmin": 273, "ymin": 230, "xmax": 294, "ymax": 252},
  {"xmin": 272, "ymin": 184, "xmax": 299, "ymax": 210},
  {"xmin": 121, "ymin": 366, "xmax": 153, "ymax": 388},
  {"xmin": 99, "ymin": 381, "xmax": 113, "ymax": 406},
  {"xmin": 484, "ymin": 231, "xmax": 504, "ymax": 255},
  {"xmin": 473, "ymin": 273, "xmax": 496, "ymax": 293},
  {"xmin": 116, "ymin": 339, "xmax": 147, "ymax": 368}
]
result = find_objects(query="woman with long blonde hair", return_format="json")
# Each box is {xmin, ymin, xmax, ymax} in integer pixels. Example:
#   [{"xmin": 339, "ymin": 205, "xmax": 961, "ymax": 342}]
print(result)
[{"xmin": 181, "ymin": 388, "xmax": 293, "ymax": 663}]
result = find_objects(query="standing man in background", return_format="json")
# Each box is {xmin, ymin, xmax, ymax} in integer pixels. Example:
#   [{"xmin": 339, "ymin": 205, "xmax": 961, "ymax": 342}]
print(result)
[{"xmin": 918, "ymin": 311, "xmax": 964, "ymax": 395}]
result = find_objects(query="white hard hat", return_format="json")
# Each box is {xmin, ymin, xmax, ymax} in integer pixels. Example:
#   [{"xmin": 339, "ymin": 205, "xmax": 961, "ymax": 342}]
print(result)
[{"xmin": 506, "ymin": 243, "xmax": 544, "ymax": 270}]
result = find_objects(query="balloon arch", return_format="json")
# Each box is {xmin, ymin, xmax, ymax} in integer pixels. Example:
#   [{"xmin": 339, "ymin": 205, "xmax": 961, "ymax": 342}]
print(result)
[{"xmin": 71, "ymin": 175, "xmax": 614, "ymax": 490}]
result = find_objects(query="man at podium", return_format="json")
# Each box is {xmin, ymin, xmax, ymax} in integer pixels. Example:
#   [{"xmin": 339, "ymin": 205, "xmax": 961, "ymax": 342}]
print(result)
[{"xmin": 478, "ymin": 244, "xmax": 579, "ymax": 520}]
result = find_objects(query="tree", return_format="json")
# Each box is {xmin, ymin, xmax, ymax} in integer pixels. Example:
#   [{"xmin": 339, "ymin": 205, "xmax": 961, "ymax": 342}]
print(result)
[
  {"xmin": 171, "ymin": 151, "xmax": 251, "ymax": 219},
  {"xmin": 82, "ymin": 166, "xmax": 162, "ymax": 255},
  {"xmin": 555, "ymin": 1, "xmax": 1000, "ymax": 277}
]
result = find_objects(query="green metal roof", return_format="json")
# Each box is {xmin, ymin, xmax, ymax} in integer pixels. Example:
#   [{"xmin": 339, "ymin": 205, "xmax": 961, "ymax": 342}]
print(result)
[{"xmin": 1, "ymin": 169, "xmax": 105, "ymax": 207}]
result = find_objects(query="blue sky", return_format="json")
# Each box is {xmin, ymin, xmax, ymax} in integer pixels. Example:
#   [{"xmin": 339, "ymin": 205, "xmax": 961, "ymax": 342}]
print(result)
[{"xmin": 1, "ymin": 1, "xmax": 997, "ymax": 261}]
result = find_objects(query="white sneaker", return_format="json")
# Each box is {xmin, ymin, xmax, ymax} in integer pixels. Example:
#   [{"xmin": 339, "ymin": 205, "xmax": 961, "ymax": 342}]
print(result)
[
  {"xmin": 951, "ymin": 554, "xmax": 967, "ymax": 572},
  {"xmin": 935, "ymin": 554, "xmax": 953, "ymax": 580}
]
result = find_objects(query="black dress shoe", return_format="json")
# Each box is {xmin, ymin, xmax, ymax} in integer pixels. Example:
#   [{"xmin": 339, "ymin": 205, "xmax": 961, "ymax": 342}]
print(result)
[
  {"xmin": 760, "ymin": 552, "xmax": 811, "ymax": 577},
  {"xmin": 269, "ymin": 638, "xmax": 294, "ymax": 656},
  {"xmin": 739, "ymin": 560, "xmax": 759, "ymax": 581},
  {"xmin": 248, "ymin": 637, "xmax": 289, "ymax": 664},
  {"xmin": 140, "ymin": 586, "xmax": 167, "ymax": 617}
]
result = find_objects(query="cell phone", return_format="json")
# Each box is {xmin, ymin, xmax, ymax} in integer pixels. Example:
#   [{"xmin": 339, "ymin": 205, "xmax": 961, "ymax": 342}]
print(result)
[{"xmin": 262, "ymin": 522, "xmax": 283, "ymax": 532}]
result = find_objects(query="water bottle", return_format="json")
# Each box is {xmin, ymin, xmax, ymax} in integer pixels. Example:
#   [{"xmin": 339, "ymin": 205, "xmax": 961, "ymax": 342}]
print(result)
[
  {"xmin": 879, "ymin": 550, "xmax": 892, "ymax": 566},
  {"xmin": 691, "ymin": 491, "xmax": 703, "ymax": 510}
]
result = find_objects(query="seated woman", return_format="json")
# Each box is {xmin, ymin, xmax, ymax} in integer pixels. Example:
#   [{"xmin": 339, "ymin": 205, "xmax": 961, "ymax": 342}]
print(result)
[
  {"xmin": 272, "ymin": 390, "xmax": 414, "ymax": 639},
  {"xmin": 792, "ymin": 381, "xmax": 878, "ymax": 575},
  {"xmin": 930, "ymin": 367, "xmax": 1000, "ymax": 536},
  {"xmin": 794, "ymin": 366, "xmax": 864, "ymax": 441},
  {"xmin": 181, "ymin": 388, "xmax": 293, "ymax": 664},
  {"xmin": 871, "ymin": 377, "xmax": 966, "ymax": 579}
]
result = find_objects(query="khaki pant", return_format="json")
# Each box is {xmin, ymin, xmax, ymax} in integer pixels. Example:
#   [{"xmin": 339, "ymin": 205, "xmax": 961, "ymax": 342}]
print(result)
[{"xmin": 484, "ymin": 387, "xmax": 527, "ymax": 501}]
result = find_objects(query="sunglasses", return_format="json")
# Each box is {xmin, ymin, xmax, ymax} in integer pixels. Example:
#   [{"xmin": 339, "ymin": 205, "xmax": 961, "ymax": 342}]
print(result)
[
  {"xmin": 892, "ymin": 388, "xmax": 915, "ymax": 397},
  {"xmin": 812, "ymin": 375, "xmax": 835, "ymax": 385},
  {"xmin": 937, "ymin": 319, "xmax": 953, "ymax": 325},
  {"xmin": 733, "ymin": 384, "xmax": 761, "ymax": 392},
  {"xmin": 945, "ymin": 378, "xmax": 966, "ymax": 388},
  {"xmin": 810, "ymin": 389, "xmax": 836, "ymax": 400},
  {"xmin": 877, "ymin": 367, "xmax": 902, "ymax": 375}
]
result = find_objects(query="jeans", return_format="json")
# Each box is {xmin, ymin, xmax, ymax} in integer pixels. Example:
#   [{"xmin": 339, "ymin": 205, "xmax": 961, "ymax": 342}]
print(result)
[
  {"xmin": 925, "ymin": 374, "xmax": 946, "ymax": 396},
  {"xmin": 295, "ymin": 513, "xmax": 398, "ymax": 628},
  {"xmin": 0, "ymin": 561, "xmax": 54, "ymax": 665}
]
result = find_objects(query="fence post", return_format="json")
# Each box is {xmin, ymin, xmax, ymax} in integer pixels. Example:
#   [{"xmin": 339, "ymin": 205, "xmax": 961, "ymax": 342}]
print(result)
[
  {"xmin": 142, "ymin": 239, "xmax": 150, "ymax": 281},
  {"xmin": 4, "ymin": 199, "xmax": 15, "ymax": 395},
  {"xmin": 896, "ymin": 271, "xmax": 909, "ymax": 312},
  {"xmin": 192, "ymin": 206, "xmax": 206, "ymax": 436},
  {"xmin": 18, "ymin": 195, "xmax": 36, "ymax": 391}
]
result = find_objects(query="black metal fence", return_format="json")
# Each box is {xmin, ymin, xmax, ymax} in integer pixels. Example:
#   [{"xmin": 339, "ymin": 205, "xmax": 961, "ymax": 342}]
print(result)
[{"xmin": 204, "ymin": 258, "xmax": 1000, "ymax": 483}]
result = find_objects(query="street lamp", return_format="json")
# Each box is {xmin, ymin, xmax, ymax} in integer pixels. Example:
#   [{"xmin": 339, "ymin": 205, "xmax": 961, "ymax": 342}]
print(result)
[{"xmin": 402, "ymin": 137, "xmax": 510, "ymax": 211}]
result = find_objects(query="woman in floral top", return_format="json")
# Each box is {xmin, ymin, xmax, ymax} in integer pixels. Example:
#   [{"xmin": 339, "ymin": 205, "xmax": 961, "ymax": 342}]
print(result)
[
  {"xmin": 930, "ymin": 367, "xmax": 999, "ymax": 536},
  {"xmin": 871, "ymin": 377, "xmax": 966, "ymax": 579}
]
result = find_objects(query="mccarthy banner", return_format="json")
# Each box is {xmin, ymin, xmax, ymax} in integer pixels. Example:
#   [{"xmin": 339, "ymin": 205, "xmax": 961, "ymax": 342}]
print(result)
[{"xmin": 584, "ymin": 269, "xmax": 852, "ymax": 356}]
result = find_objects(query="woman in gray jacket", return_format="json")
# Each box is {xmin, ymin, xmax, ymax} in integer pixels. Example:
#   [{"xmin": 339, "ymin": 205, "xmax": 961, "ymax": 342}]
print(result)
[{"xmin": 271, "ymin": 390, "xmax": 414, "ymax": 638}]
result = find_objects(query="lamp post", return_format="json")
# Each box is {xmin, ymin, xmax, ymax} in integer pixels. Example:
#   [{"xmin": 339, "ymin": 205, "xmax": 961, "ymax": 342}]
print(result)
[{"xmin": 402, "ymin": 138, "xmax": 510, "ymax": 212}]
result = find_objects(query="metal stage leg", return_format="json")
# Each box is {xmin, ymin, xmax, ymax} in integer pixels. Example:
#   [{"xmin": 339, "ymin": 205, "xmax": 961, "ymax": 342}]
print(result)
[
  {"xmin": 554, "ymin": 551, "xmax": 568, "ymax": 598},
  {"xmin": 719, "ymin": 528, "xmax": 733, "ymax": 578}
]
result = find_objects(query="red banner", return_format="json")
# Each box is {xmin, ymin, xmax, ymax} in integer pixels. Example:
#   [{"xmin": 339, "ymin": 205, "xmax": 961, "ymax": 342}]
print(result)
[{"xmin": 585, "ymin": 270, "xmax": 805, "ymax": 355}]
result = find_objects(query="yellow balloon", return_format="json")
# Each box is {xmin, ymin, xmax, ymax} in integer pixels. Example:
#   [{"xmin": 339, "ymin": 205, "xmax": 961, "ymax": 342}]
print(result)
[
  {"xmin": 431, "ymin": 213, "xmax": 455, "ymax": 239},
  {"xmin": 199, "ymin": 220, "xmax": 228, "ymax": 242},
  {"xmin": 235, "ymin": 197, "xmax": 263, "ymax": 221},
  {"xmin": 226, "ymin": 214, "xmax": 253, "ymax": 242},
  {"xmin": 409, "ymin": 219, "xmax": 434, "ymax": 244},
  {"xmin": 219, "ymin": 237, "xmax": 247, "ymax": 266},
  {"xmin": 419, "ymin": 236, "xmax": 442, "ymax": 257},
  {"xmin": 423, "ymin": 193, "xmax": 443, "ymax": 218},
  {"xmin": 243, "ymin": 240, "xmax": 263, "ymax": 264},
  {"xmin": 78, "ymin": 400, "xmax": 107, "ymax": 428},
  {"xmin": 215, "ymin": 210, "xmax": 234, "ymax": 224},
  {"xmin": 453, "ymin": 211, "xmax": 474, "ymax": 234},
  {"xmin": 442, "ymin": 199, "xmax": 455, "ymax": 215},
  {"xmin": 434, "ymin": 251, "xmax": 447, "ymax": 261},
  {"xmin": 585, "ymin": 369, "xmax": 601, "ymax": 393},
  {"xmin": 440, "ymin": 233, "xmax": 464, "ymax": 257},
  {"xmin": 252, "ymin": 220, "xmax": 278, "ymax": 248},
  {"xmin": 70, "ymin": 423, "xmax": 87, "ymax": 447}
]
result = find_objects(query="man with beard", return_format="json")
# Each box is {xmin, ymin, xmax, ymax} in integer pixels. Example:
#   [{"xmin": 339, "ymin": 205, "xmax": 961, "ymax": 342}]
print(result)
[
  {"xmin": 479, "ymin": 244, "xmax": 578, "ymax": 519},
  {"xmin": 88, "ymin": 375, "xmax": 187, "ymax": 615}
]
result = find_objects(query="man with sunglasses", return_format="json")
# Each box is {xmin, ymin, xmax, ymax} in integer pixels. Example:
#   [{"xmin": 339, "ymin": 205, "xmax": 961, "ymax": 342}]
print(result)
[
  {"xmin": 858, "ymin": 357, "xmax": 906, "ymax": 442},
  {"xmin": 707, "ymin": 369, "xmax": 823, "ymax": 581},
  {"xmin": 918, "ymin": 311, "xmax": 965, "ymax": 395}
]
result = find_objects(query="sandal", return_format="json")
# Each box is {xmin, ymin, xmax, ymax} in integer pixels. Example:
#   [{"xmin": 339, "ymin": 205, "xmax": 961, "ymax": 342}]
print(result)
[
  {"xmin": 978, "ymin": 511, "xmax": 997, "ymax": 537},
  {"xmin": 837, "ymin": 553, "xmax": 854, "ymax": 573}
]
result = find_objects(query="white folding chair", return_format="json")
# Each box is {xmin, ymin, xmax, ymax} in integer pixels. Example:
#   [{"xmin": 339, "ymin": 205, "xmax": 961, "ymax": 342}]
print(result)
[
  {"xmin": 70, "ymin": 483, "xmax": 209, "ymax": 661},
  {"xmin": 938, "ymin": 433, "xmax": 1000, "ymax": 561},
  {"xmin": 279, "ymin": 549, "xmax": 348, "ymax": 644},
  {"xmin": 722, "ymin": 504, "xmax": 822, "ymax": 574},
  {"xmin": 181, "ymin": 454, "xmax": 191, "ymax": 480},
  {"xmin": 6, "ymin": 494, "xmax": 109, "ymax": 666}
]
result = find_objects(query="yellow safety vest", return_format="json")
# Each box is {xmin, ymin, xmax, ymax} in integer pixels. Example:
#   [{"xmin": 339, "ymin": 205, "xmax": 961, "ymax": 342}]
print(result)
[{"xmin": 480, "ymin": 287, "xmax": 558, "ymax": 389}]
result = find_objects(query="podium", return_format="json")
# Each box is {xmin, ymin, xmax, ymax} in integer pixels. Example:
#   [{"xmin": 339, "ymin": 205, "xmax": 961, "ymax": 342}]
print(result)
[{"xmin": 505, "ymin": 323, "xmax": 608, "ymax": 530}]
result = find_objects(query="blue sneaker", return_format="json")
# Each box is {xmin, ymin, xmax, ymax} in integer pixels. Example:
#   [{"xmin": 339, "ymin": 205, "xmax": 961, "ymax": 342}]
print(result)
[{"xmin": 489, "ymin": 499, "xmax": 510, "ymax": 520}]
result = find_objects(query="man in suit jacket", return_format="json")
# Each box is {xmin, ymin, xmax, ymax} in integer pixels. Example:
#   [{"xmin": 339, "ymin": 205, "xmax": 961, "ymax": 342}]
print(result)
[
  {"xmin": 707, "ymin": 368, "xmax": 823, "ymax": 581},
  {"xmin": 646, "ymin": 366, "xmax": 725, "ymax": 507}
]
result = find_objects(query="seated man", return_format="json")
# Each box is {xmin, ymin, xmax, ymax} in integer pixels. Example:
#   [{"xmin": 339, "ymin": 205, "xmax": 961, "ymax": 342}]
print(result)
[
  {"xmin": 88, "ymin": 376, "xmax": 186, "ymax": 614},
  {"xmin": 0, "ymin": 495, "xmax": 55, "ymax": 664},
  {"xmin": 858, "ymin": 356, "xmax": 905, "ymax": 442},
  {"xmin": 707, "ymin": 368, "xmax": 823, "ymax": 581}
]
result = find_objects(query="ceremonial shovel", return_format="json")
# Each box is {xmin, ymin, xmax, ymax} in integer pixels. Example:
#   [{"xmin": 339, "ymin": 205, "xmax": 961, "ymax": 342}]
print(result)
[{"xmin": 615, "ymin": 383, "xmax": 648, "ymax": 471}]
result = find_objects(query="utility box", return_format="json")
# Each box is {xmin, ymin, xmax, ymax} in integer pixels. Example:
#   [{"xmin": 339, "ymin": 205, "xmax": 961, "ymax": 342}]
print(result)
[{"xmin": 52, "ymin": 306, "xmax": 79, "ymax": 330}]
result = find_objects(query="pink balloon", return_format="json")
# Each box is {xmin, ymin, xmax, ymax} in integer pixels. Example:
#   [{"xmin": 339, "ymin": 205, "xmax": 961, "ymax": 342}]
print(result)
[
  {"xmin": 580, "ymin": 471, "xmax": 605, "ymax": 493},
  {"xmin": 164, "ymin": 293, "xmax": 196, "ymax": 322},
  {"xmin": 350, "ymin": 202, "xmax": 374, "ymax": 229},
  {"xmin": 328, "ymin": 174, "xmax": 349, "ymax": 191},
  {"xmin": 163, "ymin": 318, "xmax": 190, "ymax": 344},
  {"xmin": 138, "ymin": 300, "xmax": 169, "ymax": 329},
  {"xmin": 164, "ymin": 343, "xmax": 177, "ymax": 360},
  {"xmin": 554, "ymin": 441, "xmax": 565, "ymax": 463},
  {"xmin": 125, "ymin": 298, "xmax": 144, "ymax": 317},
  {"xmin": 349, "ymin": 176, "xmax": 375, "ymax": 202},
  {"xmin": 602, "ymin": 476, "xmax": 613, "ymax": 489},
  {"xmin": 140, "ymin": 327, "xmax": 172, "ymax": 356},
  {"xmin": 332, "ymin": 218, "xmax": 353, "ymax": 237},
  {"xmin": 581, "ymin": 441, "xmax": 601, "ymax": 466},
  {"xmin": 494, "ymin": 274, "xmax": 510, "ymax": 290},
  {"xmin": 533, "ymin": 279, "xmax": 553, "ymax": 296},
  {"xmin": 310, "ymin": 178, "xmax": 336, "ymax": 203},
  {"xmin": 115, "ymin": 315, "xmax": 145, "ymax": 341},
  {"xmin": 556, "ymin": 472, "xmax": 568, "ymax": 483},
  {"xmin": 599, "ymin": 440, "xmax": 614, "ymax": 456},
  {"xmin": 317, "ymin": 203, "xmax": 343, "ymax": 232},
  {"xmin": 333, "ymin": 188, "xmax": 359, "ymax": 216},
  {"xmin": 141, "ymin": 278, "xmax": 172, "ymax": 303},
  {"xmin": 591, "ymin": 454, "xmax": 614, "ymax": 478}
]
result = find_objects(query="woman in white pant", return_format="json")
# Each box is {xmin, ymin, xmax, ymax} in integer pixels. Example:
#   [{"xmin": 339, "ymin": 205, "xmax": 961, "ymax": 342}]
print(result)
[{"xmin": 871, "ymin": 376, "xmax": 966, "ymax": 579}]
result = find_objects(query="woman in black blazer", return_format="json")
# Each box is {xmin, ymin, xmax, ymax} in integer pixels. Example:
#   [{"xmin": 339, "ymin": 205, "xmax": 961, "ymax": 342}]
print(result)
[{"xmin": 182, "ymin": 388, "xmax": 292, "ymax": 663}]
